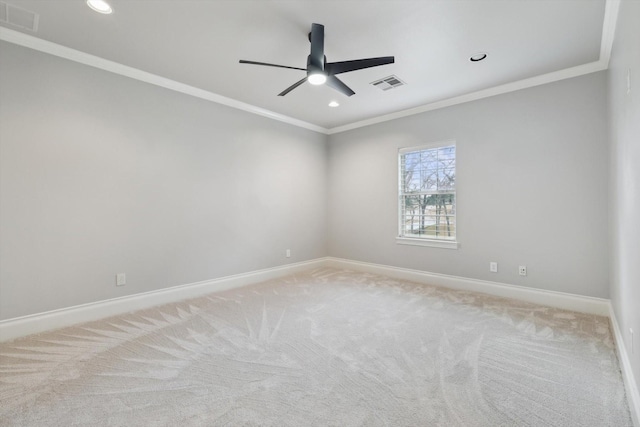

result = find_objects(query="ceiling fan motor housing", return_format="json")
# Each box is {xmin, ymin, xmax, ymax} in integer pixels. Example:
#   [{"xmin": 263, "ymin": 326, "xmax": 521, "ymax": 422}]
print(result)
[{"xmin": 307, "ymin": 55, "xmax": 327, "ymax": 77}]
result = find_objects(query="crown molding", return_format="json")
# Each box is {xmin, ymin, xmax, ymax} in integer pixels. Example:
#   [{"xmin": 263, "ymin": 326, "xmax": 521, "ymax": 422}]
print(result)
[
  {"xmin": 0, "ymin": 27, "xmax": 329, "ymax": 135},
  {"xmin": 0, "ymin": 0, "xmax": 621, "ymax": 136},
  {"xmin": 328, "ymin": 60, "xmax": 607, "ymax": 134},
  {"xmin": 600, "ymin": 0, "xmax": 621, "ymax": 67},
  {"xmin": 329, "ymin": 0, "xmax": 620, "ymax": 134}
]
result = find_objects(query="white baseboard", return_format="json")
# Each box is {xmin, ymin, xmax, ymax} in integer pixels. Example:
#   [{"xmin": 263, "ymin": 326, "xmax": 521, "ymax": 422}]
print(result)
[
  {"xmin": 3, "ymin": 255, "xmax": 634, "ymax": 421},
  {"xmin": 609, "ymin": 303, "xmax": 640, "ymax": 427},
  {"xmin": 328, "ymin": 258, "xmax": 640, "ymax": 422},
  {"xmin": 0, "ymin": 258, "xmax": 328, "ymax": 343},
  {"xmin": 326, "ymin": 257, "xmax": 610, "ymax": 316},
  {"xmin": 0, "ymin": 255, "xmax": 611, "ymax": 334}
]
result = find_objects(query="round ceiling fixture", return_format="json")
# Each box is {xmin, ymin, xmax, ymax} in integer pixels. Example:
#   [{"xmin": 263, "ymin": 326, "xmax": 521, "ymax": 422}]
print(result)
[
  {"xmin": 87, "ymin": 0, "xmax": 113, "ymax": 14},
  {"xmin": 328, "ymin": 101, "xmax": 340, "ymax": 107},
  {"xmin": 308, "ymin": 73, "xmax": 327, "ymax": 86},
  {"xmin": 470, "ymin": 52, "xmax": 488, "ymax": 62}
]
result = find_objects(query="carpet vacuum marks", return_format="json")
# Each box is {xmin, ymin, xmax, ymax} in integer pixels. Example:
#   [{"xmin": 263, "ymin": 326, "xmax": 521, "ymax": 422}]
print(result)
[{"xmin": 0, "ymin": 268, "xmax": 633, "ymax": 426}]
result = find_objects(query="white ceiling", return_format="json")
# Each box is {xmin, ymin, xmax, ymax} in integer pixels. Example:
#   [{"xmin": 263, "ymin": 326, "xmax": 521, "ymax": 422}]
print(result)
[{"xmin": 0, "ymin": 0, "xmax": 610, "ymax": 132}]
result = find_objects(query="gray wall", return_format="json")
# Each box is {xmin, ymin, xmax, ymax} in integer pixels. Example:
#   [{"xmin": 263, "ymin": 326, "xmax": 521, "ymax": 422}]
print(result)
[
  {"xmin": 608, "ymin": 0, "xmax": 640, "ymax": 398},
  {"xmin": 0, "ymin": 36, "xmax": 617, "ymax": 323},
  {"xmin": 0, "ymin": 41, "xmax": 328, "ymax": 320},
  {"xmin": 327, "ymin": 72, "xmax": 609, "ymax": 298}
]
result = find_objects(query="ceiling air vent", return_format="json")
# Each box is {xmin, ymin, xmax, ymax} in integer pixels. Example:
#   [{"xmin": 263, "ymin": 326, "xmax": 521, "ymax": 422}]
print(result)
[
  {"xmin": 371, "ymin": 75, "xmax": 405, "ymax": 91},
  {"xmin": 0, "ymin": 2, "xmax": 39, "ymax": 32}
]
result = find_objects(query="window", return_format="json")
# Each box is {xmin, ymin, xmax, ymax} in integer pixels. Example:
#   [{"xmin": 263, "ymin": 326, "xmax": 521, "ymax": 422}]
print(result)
[{"xmin": 398, "ymin": 142, "xmax": 457, "ymax": 249}]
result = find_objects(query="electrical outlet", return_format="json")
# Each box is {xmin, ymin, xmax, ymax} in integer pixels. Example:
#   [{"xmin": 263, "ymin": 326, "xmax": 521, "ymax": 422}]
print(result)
[
  {"xmin": 518, "ymin": 266, "xmax": 527, "ymax": 276},
  {"xmin": 116, "ymin": 273, "xmax": 126, "ymax": 286},
  {"xmin": 286, "ymin": 249, "xmax": 291, "ymax": 258},
  {"xmin": 489, "ymin": 262, "xmax": 498, "ymax": 273}
]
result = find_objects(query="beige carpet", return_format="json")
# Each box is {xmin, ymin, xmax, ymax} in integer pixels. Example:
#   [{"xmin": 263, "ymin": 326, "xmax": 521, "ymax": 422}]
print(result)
[{"xmin": 0, "ymin": 268, "xmax": 632, "ymax": 426}]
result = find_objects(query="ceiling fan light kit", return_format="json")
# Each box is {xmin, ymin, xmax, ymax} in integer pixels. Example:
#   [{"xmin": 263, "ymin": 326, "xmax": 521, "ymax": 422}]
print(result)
[
  {"xmin": 240, "ymin": 23, "xmax": 394, "ymax": 97},
  {"xmin": 308, "ymin": 73, "xmax": 327, "ymax": 85}
]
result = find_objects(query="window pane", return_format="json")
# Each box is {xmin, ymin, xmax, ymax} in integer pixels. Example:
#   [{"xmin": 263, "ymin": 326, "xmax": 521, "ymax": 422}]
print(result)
[
  {"xmin": 399, "ymin": 144, "xmax": 455, "ymax": 241},
  {"xmin": 438, "ymin": 168, "xmax": 455, "ymax": 190},
  {"xmin": 421, "ymin": 168, "xmax": 438, "ymax": 191},
  {"xmin": 401, "ymin": 195, "xmax": 422, "ymax": 213}
]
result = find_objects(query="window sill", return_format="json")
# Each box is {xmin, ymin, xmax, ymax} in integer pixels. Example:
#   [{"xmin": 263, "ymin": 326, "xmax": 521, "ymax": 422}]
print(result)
[{"xmin": 396, "ymin": 237, "xmax": 460, "ymax": 250}]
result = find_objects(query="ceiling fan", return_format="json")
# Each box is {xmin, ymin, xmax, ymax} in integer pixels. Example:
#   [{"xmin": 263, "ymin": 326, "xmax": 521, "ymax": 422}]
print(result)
[{"xmin": 239, "ymin": 23, "xmax": 395, "ymax": 97}]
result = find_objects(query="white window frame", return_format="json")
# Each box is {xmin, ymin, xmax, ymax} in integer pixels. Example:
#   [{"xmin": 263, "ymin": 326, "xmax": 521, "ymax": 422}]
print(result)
[{"xmin": 397, "ymin": 140, "xmax": 459, "ymax": 249}]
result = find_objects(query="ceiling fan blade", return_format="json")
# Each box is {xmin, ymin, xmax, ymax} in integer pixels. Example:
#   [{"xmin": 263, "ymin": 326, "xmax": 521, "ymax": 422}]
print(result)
[
  {"xmin": 326, "ymin": 75, "xmax": 355, "ymax": 97},
  {"xmin": 308, "ymin": 23, "xmax": 325, "ymax": 71},
  {"xmin": 278, "ymin": 77, "xmax": 308, "ymax": 96},
  {"xmin": 239, "ymin": 60, "xmax": 306, "ymax": 71},
  {"xmin": 326, "ymin": 56, "xmax": 395, "ymax": 75}
]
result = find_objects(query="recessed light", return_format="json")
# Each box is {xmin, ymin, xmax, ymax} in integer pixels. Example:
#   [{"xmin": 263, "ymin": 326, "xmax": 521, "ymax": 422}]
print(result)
[
  {"xmin": 470, "ymin": 52, "xmax": 487, "ymax": 62},
  {"xmin": 328, "ymin": 101, "xmax": 339, "ymax": 107},
  {"xmin": 87, "ymin": 0, "xmax": 113, "ymax": 14}
]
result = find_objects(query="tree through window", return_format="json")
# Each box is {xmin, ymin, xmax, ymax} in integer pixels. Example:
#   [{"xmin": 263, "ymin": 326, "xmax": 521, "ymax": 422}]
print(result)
[{"xmin": 399, "ymin": 143, "xmax": 456, "ymax": 242}]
